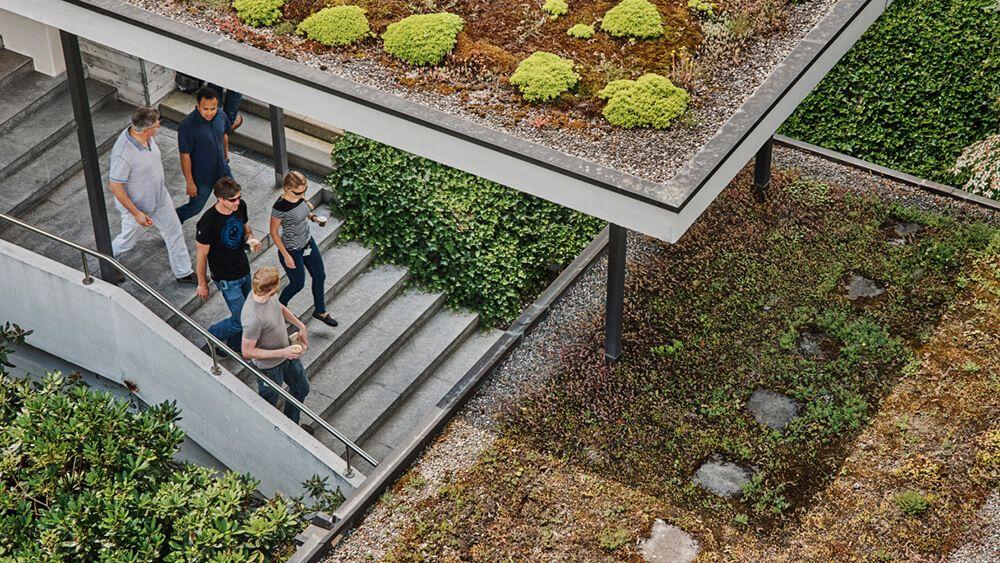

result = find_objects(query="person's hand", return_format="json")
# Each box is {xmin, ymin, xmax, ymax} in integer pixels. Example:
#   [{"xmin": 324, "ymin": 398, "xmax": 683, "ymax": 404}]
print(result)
[
  {"xmin": 283, "ymin": 345, "xmax": 302, "ymax": 360},
  {"xmin": 132, "ymin": 211, "xmax": 153, "ymax": 227},
  {"xmin": 196, "ymin": 283, "xmax": 209, "ymax": 300},
  {"xmin": 297, "ymin": 329, "xmax": 309, "ymax": 349},
  {"xmin": 185, "ymin": 179, "xmax": 197, "ymax": 198},
  {"xmin": 283, "ymin": 253, "xmax": 296, "ymax": 269}
]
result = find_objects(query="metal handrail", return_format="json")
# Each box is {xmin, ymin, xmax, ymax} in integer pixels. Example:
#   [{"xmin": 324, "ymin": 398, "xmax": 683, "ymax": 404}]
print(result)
[{"xmin": 0, "ymin": 212, "xmax": 377, "ymax": 474}]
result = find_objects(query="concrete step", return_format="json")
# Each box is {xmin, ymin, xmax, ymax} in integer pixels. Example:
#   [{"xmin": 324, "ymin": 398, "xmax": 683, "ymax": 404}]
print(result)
[
  {"xmin": 239, "ymin": 96, "xmax": 343, "ymax": 144},
  {"xmin": 0, "ymin": 78, "xmax": 115, "ymax": 183},
  {"xmin": 319, "ymin": 308, "xmax": 480, "ymax": 454},
  {"xmin": 0, "ymin": 100, "xmax": 133, "ymax": 218},
  {"xmin": 359, "ymin": 328, "xmax": 505, "ymax": 465},
  {"xmin": 301, "ymin": 288, "xmax": 445, "ymax": 427},
  {"xmin": 159, "ymin": 90, "xmax": 335, "ymax": 177},
  {"xmin": 0, "ymin": 49, "xmax": 34, "ymax": 90}
]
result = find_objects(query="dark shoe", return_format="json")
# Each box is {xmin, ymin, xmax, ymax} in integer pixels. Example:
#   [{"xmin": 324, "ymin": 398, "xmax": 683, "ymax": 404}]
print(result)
[
  {"xmin": 300, "ymin": 423, "xmax": 316, "ymax": 436},
  {"xmin": 231, "ymin": 113, "xmax": 244, "ymax": 132},
  {"xmin": 106, "ymin": 270, "xmax": 126, "ymax": 284},
  {"xmin": 312, "ymin": 312, "xmax": 338, "ymax": 327},
  {"xmin": 176, "ymin": 273, "xmax": 198, "ymax": 285}
]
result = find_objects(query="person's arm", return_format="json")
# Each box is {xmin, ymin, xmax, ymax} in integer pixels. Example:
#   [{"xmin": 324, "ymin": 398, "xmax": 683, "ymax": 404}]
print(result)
[
  {"xmin": 242, "ymin": 337, "xmax": 300, "ymax": 361},
  {"xmin": 280, "ymin": 303, "xmax": 308, "ymax": 348},
  {"xmin": 180, "ymin": 153, "xmax": 196, "ymax": 197},
  {"xmin": 108, "ymin": 181, "xmax": 152, "ymax": 227},
  {"xmin": 270, "ymin": 216, "xmax": 295, "ymax": 269},
  {"xmin": 195, "ymin": 242, "xmax": 210, "ymax": 299},
  {"xmin": 223, "ymin": 133, "xmax": 229, "ymax": 163}
]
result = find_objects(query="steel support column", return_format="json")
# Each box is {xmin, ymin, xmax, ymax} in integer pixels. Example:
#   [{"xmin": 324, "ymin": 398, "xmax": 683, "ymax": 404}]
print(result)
[
  {"xmin": 60, "ymin": 30, "xmax": 116, "ymax": 282},
  {"xmin": 753, "ymin": 137, "xmax": 773, "ymax": 203},
  {"xmin": 269, "ymin": 104, "xmax": 289, "ymax": 188},
  {"xmin": 605, "ymin": 224, "xmax": 626, "ymax": 363}
]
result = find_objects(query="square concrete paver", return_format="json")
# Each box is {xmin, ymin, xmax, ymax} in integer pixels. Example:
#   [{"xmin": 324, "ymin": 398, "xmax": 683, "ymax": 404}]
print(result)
[
  {"xmin": 693, "ymin": 457, "xmax": 752, "ymax": 498},
  {"xmin": 747, "ymin": 389, "xmax": 800, "ymax": 431},
  {"xmin": 641, "ymin": 519, "xmax": 699, "ymax": 563}
]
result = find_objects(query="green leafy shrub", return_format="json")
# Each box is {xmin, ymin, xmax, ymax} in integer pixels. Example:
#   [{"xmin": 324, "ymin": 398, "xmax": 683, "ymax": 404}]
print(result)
[
  {"xmin": 297, "ymin": 6, "xmax": 371, "ymax": 46},
  {"xmin": 510, "ymin": 51, "xmax": 579, "ymax": 102},
  {"xmin": 597, "ymin": 73, "xmax": 689, "ymax": 128},
  {"xmin": 382, "ymin": 13, "xmax": 464, "ymax": 66},
  {"xmin": 782, "ymin": 0, "xmax": 1000, "ymax": 185},
  {"xmin": 232, "ymin": 0, "xmax": 285, "ymax": 27},
  {"xmin": 895, "ymin": 490, "xmax": 931, "ymax": 516},
  {"xmin": 328, "ymin": 133, "xmax": 603, "ymax": 327},
  {"xmin": 687, "ymin": 0, "xmax": 715, "ymax": 17},
  {"xmin": 542, "ymin": 0, "xmax": 569, "ymax": 19},
  {"xmin": 567, "ymin": 23, "xmax": 595, "ymax": 38},
  {"xmin": 600, "ymin": 0, "xmax": 664, "ymax": 39}
]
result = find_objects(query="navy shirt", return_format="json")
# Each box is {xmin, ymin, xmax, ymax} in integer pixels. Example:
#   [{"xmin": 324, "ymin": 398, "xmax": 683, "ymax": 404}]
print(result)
[{"xmin": 178, "ymin": 109, "xmax": 232, "ymax": 186}]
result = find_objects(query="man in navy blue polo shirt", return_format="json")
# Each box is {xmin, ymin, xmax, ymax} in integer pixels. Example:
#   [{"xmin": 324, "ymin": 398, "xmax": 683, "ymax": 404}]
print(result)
[{"xmin": 175, "ymin": 87, "xmax": 232, "ymax": 224}]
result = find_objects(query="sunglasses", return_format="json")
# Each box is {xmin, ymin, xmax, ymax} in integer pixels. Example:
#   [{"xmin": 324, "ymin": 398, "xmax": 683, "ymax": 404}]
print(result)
[
  {"xmin": 223, "ymin": 195, "xmax": 241, "ymax": 202},
  {"xmin": 289, "ymin": 187, "xmax": 307, "ymax": 196}
]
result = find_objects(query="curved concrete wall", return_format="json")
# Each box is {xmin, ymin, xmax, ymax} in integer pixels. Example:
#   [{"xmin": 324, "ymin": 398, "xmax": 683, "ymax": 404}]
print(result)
[{"xmin": 0, "ymin": 238, "xmax": 363, "ymax": 497}]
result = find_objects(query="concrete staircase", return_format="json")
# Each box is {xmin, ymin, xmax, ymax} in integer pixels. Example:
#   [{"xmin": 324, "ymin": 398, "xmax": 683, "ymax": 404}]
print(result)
[{"xmin": 0, "ymin": 49, "xmax": 503, "ymax": 478}]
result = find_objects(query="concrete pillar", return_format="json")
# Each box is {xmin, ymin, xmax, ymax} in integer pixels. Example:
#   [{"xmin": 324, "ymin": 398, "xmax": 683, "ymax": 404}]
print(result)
[{"xmin": 0, "ymin": 9, "xmax": 66, "ymax": 76}]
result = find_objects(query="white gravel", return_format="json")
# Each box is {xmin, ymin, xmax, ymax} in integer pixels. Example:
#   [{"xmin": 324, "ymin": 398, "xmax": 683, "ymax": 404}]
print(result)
[{"xmin": 950, "ymin": 490, "xmax": 1000, "ymax": 563}]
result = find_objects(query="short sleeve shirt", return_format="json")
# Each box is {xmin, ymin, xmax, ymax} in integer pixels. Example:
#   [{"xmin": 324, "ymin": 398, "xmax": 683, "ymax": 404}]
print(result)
[
  {"xmin": 271, "ymin": 198, "xmax": 312, "ymax": 251},
  {"xmin": 177, "ymin": 109, "xmax": 232, "ymax": 186},
  {"xmin": 195, "ymin": 201, "xmax": 250, "ymax": 281},
  {"xmin": 241, "ymin": 296, "xmax": 289, "ymax": 369},
  {"xmin": 108, "ymin": 128, "xmax": 167, "ymax": 212}
]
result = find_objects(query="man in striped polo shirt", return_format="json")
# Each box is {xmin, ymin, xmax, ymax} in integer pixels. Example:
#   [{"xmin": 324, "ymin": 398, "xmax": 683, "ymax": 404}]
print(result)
[{"xmin": 108, "ymin": 107, "xmax": 196, "ymax": 284}]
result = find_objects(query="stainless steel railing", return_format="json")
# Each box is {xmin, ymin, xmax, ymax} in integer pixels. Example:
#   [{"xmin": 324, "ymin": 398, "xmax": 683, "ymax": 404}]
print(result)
[{"xmin": 0, "ymin": 212, "xmax": 376, "ymax": 475}]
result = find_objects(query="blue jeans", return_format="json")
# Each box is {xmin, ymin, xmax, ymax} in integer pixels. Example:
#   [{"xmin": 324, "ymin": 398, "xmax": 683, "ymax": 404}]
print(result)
[
  {"xmin": 207, "ymin": 83, "xmax": 243, "ymax": 132},
  {"xmin": 208, "ymin": 273, "xmax": 251, "ymax": 351},
  {"xmin": 257, "ymin": 359, "xmax": 309, "ymax": 423},
  {"xmin": 279, "ymin": 238, "xmax": 326, "ymax": 315},
  {"xmin": 175, "ymin": 179, "xmax": 214, "ymax": 224}
]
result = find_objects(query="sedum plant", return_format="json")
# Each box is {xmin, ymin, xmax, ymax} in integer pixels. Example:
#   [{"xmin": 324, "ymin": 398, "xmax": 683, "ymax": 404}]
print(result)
[
  {"xmin": 297, "ymin": 6, "xmax": 371, "ymax": 46},
  {"xmin": 232, "ymin": 0, "xmax": 286, "ymax": 27},
  {"xmin": 542, "ymin": 0, "xmax": 569, "ymax": 19},
  {"xmin": 598, "ymin": 73, "xmax": 689, "ymax": 128},
  {"xmin": 687, "ymin": 0, "xmax": 715, "ymax": 18},
  {"xmin": 510, "ymin": 51, "xmax": 579, "ymax": 102},
  {"xmin": 567, "ymin": 23, "xmax": 595, "ymax": 38},
  {"xmin": 382, "ymin": 13, "xmax": 465, "ymax": 66},
  {"xmin": 601, "ymin": 0, "xmax": 664, "ymax": 39}
]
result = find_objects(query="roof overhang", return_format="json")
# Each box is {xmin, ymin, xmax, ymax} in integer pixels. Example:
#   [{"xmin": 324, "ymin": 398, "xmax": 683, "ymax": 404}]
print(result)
[{"xmin": 3, "ymin": 0, "xmax": 889, "ymax": 242}]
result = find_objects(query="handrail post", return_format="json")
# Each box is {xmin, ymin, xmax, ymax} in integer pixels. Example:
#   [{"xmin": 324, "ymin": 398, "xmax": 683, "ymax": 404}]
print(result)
[
  {"xmin": 208, "ymin": 344, "xmax": 221, "ymax": 376},
  {"xmin": 344, "ymin": 448, "xmax": 354, "ymax": 478},
  {"xmin": 80, "ymin": 250, "xmax": 93, "ymax": 285}
]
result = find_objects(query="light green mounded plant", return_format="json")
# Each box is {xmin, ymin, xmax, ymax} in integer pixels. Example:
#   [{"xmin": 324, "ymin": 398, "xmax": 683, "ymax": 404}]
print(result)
[
  {"xmin": 510, "ymin": 51, "xmax": 579, "ymax": 102},
  {"xmin": 232, "ymin": 0, "xmax": 285, "ymax": 27},
  {"xmin": 382, "ymin": 13, "xmax": 465, "ymax": 66},
  {"xmin": 567, "ymin": 23, "xmax": 595, "ymax": 38},
  {"xmin": 542, "ymin": 0, "xmax": 569, "ymax": 19},
  {"xmin": 895, "ymin": 490, "xmax": 931, "ymax": 516},
  {"xmin": 687, "ymin": 0, "xmax": 715, "ymax": 18},
  {"xmin": 597, "ymin": 73, "xmax": 689, "ymax": 128},
  {"xmin": 297, "ymin": 6, "xmax": 371, "ymax": 46},
  {"xmin": 601, "ymin": 0, "xmax": 664, "ymax": 39}
]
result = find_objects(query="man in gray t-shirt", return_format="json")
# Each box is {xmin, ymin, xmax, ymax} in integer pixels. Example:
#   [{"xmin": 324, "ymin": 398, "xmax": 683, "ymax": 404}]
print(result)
[{"xmin": 241, "ymin": 267, "xmax": 310, "ymax": 424}]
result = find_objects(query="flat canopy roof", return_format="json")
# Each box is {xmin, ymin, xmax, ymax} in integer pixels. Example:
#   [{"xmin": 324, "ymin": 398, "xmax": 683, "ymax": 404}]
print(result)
[{"xmin": 7, "ymin": 0, "xmax": 887, "ymax": 242}]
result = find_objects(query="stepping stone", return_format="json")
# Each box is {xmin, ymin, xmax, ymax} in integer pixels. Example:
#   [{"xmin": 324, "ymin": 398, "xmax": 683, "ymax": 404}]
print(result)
[
  {"xmin": 747, "ymin": 389, "xmax": 799, "ymax": 431},
  {"xmin": 693, "ymin": 457, "xmax": 752, "ymax": 498},
  {"xmin": 641, "ymin": 519, "xmax": 699, "ymax": 563},
  {"xmin": 888, "ymin": 221, "xmax": 922, "ymax": 245},
  {"xmin": 844, "ymin": 274, "xmax": 886, "ymax": 300},
  {"xmin": 796, "ymin": 326, "xmax": 838, "ymax": 360}
]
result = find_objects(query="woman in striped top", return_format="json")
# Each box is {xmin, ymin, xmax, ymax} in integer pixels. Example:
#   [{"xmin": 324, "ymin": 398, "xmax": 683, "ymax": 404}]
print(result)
[{"xmin": 270, "ymin": 171, "xmax": 338, "ymax": 327}]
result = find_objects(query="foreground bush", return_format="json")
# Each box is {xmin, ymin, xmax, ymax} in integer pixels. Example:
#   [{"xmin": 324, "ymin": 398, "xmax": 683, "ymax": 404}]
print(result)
[
  {"xmin": 297, "ymin": 6, "xmax": 370, "ymax": 46},
  {"xmin": 232, "ymin": 0, "xmax": 285, "ymax": 27},
  {"xmin": 329, "ymin": 134, "xmax": 603, "ymax": 327},
  {"xmin": 382, "ymin": 13, "xmax": 464, "ymax": 66},
  {"xmin": 598, "ymin": 73, "xmax": 689, "ymax": 128},
  {"xmin": 510, "ymin": 51, "xmax": 579, "ymax": 102}
]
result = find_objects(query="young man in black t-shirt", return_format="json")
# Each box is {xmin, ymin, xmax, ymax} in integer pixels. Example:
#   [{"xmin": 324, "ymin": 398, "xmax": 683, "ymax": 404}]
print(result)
[{"xmin": 195, "ymin": 177, "xmax": 260, "ymax": 351}]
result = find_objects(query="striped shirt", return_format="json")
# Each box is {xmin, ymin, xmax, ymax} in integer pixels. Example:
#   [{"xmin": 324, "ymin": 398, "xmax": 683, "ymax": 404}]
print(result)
[
  {"xmin": 271, "ymin": 198, "xmax": 312, "ymax": 251},
  {"xmin": 108, "ymin": 127, "xmax": 167, "ymax": 213}
]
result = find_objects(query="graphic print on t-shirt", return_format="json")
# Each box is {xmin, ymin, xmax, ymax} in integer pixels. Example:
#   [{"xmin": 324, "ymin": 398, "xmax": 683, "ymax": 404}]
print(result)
[{"xmin": 221, "ymin": 215, "xmax": 245, "ymax": 249}]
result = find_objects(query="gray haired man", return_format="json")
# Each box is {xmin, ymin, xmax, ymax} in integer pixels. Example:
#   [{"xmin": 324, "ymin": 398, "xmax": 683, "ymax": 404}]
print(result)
[{"xmin": 109, "ymin": 107, "xmax": 195, "ymax": 283}]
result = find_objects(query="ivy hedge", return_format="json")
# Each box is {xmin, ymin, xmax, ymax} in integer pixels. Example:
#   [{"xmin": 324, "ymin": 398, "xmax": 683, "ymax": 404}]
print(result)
[
  {"xmin": 781, "ymin": 0, "xmax": 1000, "ymax": 185},
  {"xmin": 328, "ymin": 134, "xmax": 604, "ymax": 327}
]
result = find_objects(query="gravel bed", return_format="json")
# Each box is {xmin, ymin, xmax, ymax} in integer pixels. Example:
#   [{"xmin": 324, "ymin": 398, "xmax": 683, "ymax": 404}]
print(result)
[
  {"xmin": 123, "ymin": 0, "xmax": 835, "ymax": 205},
  {"xmin": 950, "ymin": 491, "xmax": 1000, "ymax": 563}
]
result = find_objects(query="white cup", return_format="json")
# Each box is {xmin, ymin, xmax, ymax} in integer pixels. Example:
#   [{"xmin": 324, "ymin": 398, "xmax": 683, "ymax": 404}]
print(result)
[
  {"xmin": 314, "ymin": 215, "xmax": 328, "ymax": 227},
  {"xmin": 247, "ymin": 237, "xmax": 261, "ymax": 252},
  {"xmin": 290, "ymin": 344, "xmax": 303, "ymax": 355}
]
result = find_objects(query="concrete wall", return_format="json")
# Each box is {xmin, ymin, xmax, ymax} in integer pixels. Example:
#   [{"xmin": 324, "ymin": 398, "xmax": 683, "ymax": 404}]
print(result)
[
  {"xmin": 0, "ymin": 9, "xmax": 65, "ymax": 76},
  {"xmin": 80, "ymin": 38, "xmax": 174, "ymax": 107},
  {"xmin": 0, "ymin": 238, "xmax": 363, "ymax": 498}
]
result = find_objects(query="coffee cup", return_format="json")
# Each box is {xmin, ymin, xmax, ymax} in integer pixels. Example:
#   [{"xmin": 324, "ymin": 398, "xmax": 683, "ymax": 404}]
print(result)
[
  {"xmin": 314, "ymin": 215, "xmax": 328, "ymax": 227},
  {"xmin": 247, "ymin": 237, "xmax": 261, "ymax": 252},
  {"xmin": 290, "ymin": 344, "xmax": 303, "ymax": 355}
]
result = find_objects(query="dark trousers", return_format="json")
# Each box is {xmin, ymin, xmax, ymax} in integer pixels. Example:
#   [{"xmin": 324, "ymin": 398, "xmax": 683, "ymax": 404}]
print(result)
[{"xmin": 279, "ymin": 238, "xmax": 326, "ymax": 315}]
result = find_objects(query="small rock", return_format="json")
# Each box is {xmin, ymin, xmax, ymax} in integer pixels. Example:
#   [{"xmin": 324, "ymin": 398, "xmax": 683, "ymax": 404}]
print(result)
[
  {"xmin": 845, "ymin": 274, "xmax": 886, "ymax": 300},
  {"xmin": 641, "ymin": 519, "xmax": 699, "ymax": 563},
  {"xmin": 894, "ymin": 222, "xmax": 922, "ymax": 238},
  {"xmin": 693, "ymin": 457, "xmax": 753, "ymax": 498},
  {"xmin": 747, "ymin": 389, "xmax": 800, "ymax": 431}
]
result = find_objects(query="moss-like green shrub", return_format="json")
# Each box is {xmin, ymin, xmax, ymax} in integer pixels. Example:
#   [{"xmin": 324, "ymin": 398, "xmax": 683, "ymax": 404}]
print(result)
[
  {"xmin": 687, "ymin": 0, "xmax": 715, "ymax": 17},
  {"xmin": 601, "ymin": 0, "xmax": 663, "ymax": 39},
  {"xmin": 597, "ymin": 73, "xmax": 689, "ymax": 128},
  {"xmin": 542, "ymin": 0, "xmax": 569, "ymax": 19},
  {"xmin": 895, "ymin": 490, "xmax": 931, "ymax": 516},
  {"xmin": 567, "ymin": 23, "xmax": 595, "ymax": 38},
  {"xmin": 232, "ymin": 0, "xmax": 285, "ymax": 27},
  {"xmin": 329, "ymin": 134, "xmax": 603, "ymax": 327},
  {"xmin": 297, "ymin": 6, "xmax": 370, "ymax": 46},
  {"xmin": 382, "ymin": 13, "xmax": 464, "ymax": 66},
  {"xmin": 509, "ymin": 51, "xmax": 579, "ymax": 102}
]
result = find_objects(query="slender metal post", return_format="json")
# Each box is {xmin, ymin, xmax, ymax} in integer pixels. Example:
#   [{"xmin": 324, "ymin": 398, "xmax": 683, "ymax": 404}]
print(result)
[
  {"xmin": 208, "ymin": 345, "xmax": 221, "ymax": 376},
  {"xmin": 605, "ymin": 224, "xmax": 626, "ymax": 363},
  {"xmin": 80, "ymin": 250, "xmax": 93, "ymax": 285},
  {"xmin": 60, "ymin": 31, "xmax": 116, "ymax": 282},
  {"xmin": 269, "ymin": 105, "xmax": 289, "ymax": 188},
  {"xmin": 344, "ymin": 448, "xmax": 354, "ymax": 478},
  {"xmin": 753, "ymin": 137, "xmax": 773, "ymax": 203}
]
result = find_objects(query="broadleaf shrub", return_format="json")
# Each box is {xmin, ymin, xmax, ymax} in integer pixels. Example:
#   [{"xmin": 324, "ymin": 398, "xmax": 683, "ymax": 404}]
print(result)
[
  {"xmin": 232, "ymin": 0, "xmax": 286, "ymax": 27},
  {"xmin": 328, "ymin": 133, "xmax": 603, "ymax": 327},
  {"xmin": 601, "ymin": 0, "xmax": 664, "ymax": 39},
  {"xmin": 598, "ymin": 73, "xmax": 689, "ymax": 128},
  {"xmin": 510, "ymin": 51, "xmax": 579, "ymax": 102},
  {"xmin": 382, "ymin": 13, "xmax": 464, "ymax": 66},
  {"xmin": 782, "ymin": 0, "xmax": 1000, "ymax": 185},
  {"xmin": 567, "ymin": 23, "xmax": 595, "ymax": 39},
  {"xmin": 297, "ymin": 6, "xmax": 371, "ymax": 46}
]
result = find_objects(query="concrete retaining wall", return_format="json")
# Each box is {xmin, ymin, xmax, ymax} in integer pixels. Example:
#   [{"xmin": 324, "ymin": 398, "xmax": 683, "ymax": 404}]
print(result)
[{"xmin": 0, "ymin": 237, "xmax": 363, "ymax": 498}]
